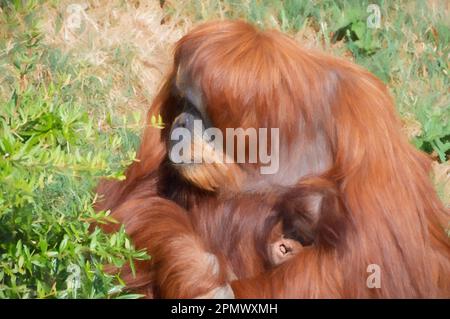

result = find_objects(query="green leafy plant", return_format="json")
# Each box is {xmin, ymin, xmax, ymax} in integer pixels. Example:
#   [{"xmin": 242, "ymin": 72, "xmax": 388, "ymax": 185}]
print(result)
[
  {"xmin": 150, "ymin": 114, "xmax": 165, "ymax": 129},
  {"xmin": 413, "ymin": 106, "xmax": 450, "ymax": 162},
  {"xmin": 0, "ymin": 1, "xmax": 148, "ymax": 298}
]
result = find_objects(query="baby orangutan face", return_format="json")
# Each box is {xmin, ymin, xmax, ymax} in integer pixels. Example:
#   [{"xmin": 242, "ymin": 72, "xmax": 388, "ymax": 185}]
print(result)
[{"xmin": 268, "ymin": 222, "xmax": 303, "ymax": 266}]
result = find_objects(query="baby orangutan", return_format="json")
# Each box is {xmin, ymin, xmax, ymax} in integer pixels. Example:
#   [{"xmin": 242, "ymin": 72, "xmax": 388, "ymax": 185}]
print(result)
[
  {"xmin": 266, "ymin": 177, "xmax": 346, "ymax": 266},
  {"xmin": 268, "ymin": 222, "xmax": 304, "ymax": 266}
]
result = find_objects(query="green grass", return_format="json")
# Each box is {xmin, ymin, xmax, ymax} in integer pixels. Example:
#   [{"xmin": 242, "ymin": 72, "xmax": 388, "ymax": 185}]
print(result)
[
  {"xmin": 0, "ymin": 1, "xmax": 148, "ymax": 298},
  {"xmin": 0, "ymin": 0, "xmax": 448, "ymax": 298}
]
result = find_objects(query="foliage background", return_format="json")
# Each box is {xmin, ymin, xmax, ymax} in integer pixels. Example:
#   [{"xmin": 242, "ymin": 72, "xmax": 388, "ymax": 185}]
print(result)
[{"xmin": 0, "ymin": 0, "xmax": 448, "ymax": 298}]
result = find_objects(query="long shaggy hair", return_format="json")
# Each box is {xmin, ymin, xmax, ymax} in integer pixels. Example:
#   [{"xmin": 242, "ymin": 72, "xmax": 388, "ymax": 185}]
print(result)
[{"xmin": 95, "ymin": 20, "xmax": 450, "ymax": 298}]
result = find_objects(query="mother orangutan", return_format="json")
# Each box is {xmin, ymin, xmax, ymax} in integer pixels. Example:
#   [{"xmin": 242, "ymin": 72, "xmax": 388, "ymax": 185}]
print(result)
[{"xmin": 95, "ymin": 20, "xmax": 450, "ymax": 298}]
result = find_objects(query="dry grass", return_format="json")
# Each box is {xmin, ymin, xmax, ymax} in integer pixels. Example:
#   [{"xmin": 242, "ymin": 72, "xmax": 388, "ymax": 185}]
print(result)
[{"xmin": 40, "ymin": 0, "xmax": 191, "ymax": 118}]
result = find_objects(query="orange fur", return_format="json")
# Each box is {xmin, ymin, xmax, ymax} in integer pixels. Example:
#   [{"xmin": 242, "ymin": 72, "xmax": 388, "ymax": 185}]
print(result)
[{"xmin": 95, "ymin": 20, "xmax": 450, "ymax": 298}]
